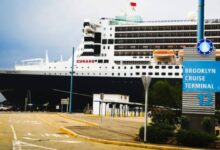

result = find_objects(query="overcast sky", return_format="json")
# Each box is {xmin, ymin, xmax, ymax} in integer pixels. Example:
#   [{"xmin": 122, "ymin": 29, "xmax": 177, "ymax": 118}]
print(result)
[{"xmin": 0, "ymin": 0, "xmax": 219, "ymax": 68}]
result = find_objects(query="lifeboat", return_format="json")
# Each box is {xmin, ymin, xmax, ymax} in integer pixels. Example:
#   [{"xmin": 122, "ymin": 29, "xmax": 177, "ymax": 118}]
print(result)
[
  {"xmin": 177, "ymin": 50, "xmax": 183, "ymax": 65},
  {"xmin": 153, "ymin": 50, "xmax": 175, "ymax": 64},
  {"xmin": 216, "ymin": 49, "xmax": 220, "ymax": 57},
  {"xmin": 153, "ymin": 50, "xmax": 175, "ymax": 58},
  {"xmin": 178, "ymin": 50, "xmax": 183, "ymax": 57}
]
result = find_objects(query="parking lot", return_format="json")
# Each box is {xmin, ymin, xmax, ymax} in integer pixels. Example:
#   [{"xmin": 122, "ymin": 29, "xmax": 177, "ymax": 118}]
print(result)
[{"xmin": 0, "ymin": 112, "xmax": 152, "ymax": 150}]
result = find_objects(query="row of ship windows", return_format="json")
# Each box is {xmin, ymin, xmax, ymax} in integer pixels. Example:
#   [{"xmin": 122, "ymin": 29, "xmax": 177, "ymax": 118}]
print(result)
[
  {"xmin": 103, "ymin": 46, "xmax": 111, "ymax": 49},
  {"xmin": 114, "ymin": 45, "xmax": 195, "ymax": 50},
  {"xmin": 102, "ymin": 37, "xmax": 220, "ymax": 45},
  {"xmin": 112, "ymin": 65, "xmax": 181, "ymax": 69},
  {"xmin": 115, "ymin": 25, "xmax": 220, "ymax": 32},
  {"xmin": 115, "ymin": 38, "xmax": 197, "ymax": 44},
  {"xmin": 114, "ymin": 38, "xmax": 220, "ymax": 44},
  {"xmin": 76, "ymin": 65, "xmax": 181, "ymax": 70},
  {"xmin": 121, "ymin": 61, "xmax": 151, "ymax": 65},
  {"xmin": 115, "ymin": 31, "xmax": 220, "ymax": 38},
  {"xmin": 44, "ymin": 72, "xmax": 181, "ymax": 77},
  {"xmin": 45, "ymin": 73, "xmax": 69, "ymax": 76},
  {"xmin": 103, "ymin": 27, "xmax": 113, "ymax": 31},
  {"xmin": 115, "ymin": 51, "xmax": 152, "ymax": 57},
  {"xmin": 102, "ymin": 39, "xmax": 114, "ymax": 44},
  {"xmin": 75, "ymin": 72, "xmax": 181, "ymax": 76},
  {"xmin": 114, "ymin": 44, "xmax": 220, "ymax": 49},
  {"xmin": 49, "ymin": 66, "xmax": 69, "ymax": 69},
  {"xmin": 113, "ymin": 72, "xmax": 180, "ymax": 76},
  {"xmin": 45, "ymin": 71, "xmax": 181, "ymax": 76},
  {"xmin": 103, "ymin": 33, "xmax": 113, "ymax": 37}
]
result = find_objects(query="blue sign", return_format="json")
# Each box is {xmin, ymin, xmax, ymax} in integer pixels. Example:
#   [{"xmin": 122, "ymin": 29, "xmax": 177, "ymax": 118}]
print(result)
[
  {"xmin": 197, "ymin": 39, "xmax": 214, "ymax": 55},
  {"xmin": 183, "ymin": 61, "xmax": 220, "ymax": 92}
]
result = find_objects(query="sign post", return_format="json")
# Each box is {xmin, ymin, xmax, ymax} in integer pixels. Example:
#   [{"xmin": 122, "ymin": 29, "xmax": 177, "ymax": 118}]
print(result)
[
  {"xmin": 61, "ymin": 98, "xmax": 69, "ymax": 112},
  {"xmin": 100, "ymin": 93, "xmax": 104, "ymax": 126},
  {"xmin": 141, "ymin": 76, "xmax": 151, "ymax": 143}
]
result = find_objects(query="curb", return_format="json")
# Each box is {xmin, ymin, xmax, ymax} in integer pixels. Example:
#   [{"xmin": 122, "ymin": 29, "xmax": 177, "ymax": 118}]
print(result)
[
  {"xmin": 60, "ymin": 127, "xmax": 194, "ymax": 150},
  {"xmin": 57, "ymin": 113, "xmax": 98, "ymax": 126}
]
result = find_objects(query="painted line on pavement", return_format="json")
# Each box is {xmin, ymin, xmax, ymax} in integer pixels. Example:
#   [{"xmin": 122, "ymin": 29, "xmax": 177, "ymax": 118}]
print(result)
[
  {"xmin": 23, "ymin": 137, "xmax": 81, "ymax": 144},
  {"xmin": 10, "ymin": 120, "xmax": 57, "ymax": 150},
  {"xmin": 50, "ymin": 140, "xmax": 82, "ymax": 144},
  {"xmin": 23, "ymin": 137, "xmax": 39, "ymax": 141},
  {"xmin": 12, "ymin": 140, "xmax": 22, "ymax": 150},
  {"xmin": 11, "ymin": 125, "xmax": 17, "ymax": 140},
  {"xmin": 27, "ymin": 132, "xmax": 33, "ymax": 136},
  {"xmin": 11, "ymin": 125, "xmax": 22, "ymax": 150},
  {"xmin": 19, "ymin": 141, "xmax": 57, "ymax": 150}
]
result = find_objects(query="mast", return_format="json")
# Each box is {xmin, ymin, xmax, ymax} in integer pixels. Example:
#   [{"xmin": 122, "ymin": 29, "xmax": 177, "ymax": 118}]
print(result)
[{"xmin": 45, "ymin": 50, "xmax": 49, "ymax": 63}]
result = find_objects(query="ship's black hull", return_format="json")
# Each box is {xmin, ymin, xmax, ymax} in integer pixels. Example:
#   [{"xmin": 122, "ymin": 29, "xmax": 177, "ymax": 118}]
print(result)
[
  {"xmin": 1, "ymin": 73, "xmax": 220, "ymax": 112},
  {"xmin": 0, "ymin": 73, "xmax": 148, "ymax": 111}
]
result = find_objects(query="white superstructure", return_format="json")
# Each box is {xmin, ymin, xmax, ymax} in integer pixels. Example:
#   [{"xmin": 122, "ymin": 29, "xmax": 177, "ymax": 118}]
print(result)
[{"xmin": 15, "ymin": 3, "xmax": 220, "ymax": 79}]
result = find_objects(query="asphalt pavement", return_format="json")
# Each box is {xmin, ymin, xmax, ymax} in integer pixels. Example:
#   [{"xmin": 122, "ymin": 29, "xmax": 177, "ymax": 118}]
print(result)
[{"xmin": 0, "ymin": 112, "xmax": 153, "ymax": 150}]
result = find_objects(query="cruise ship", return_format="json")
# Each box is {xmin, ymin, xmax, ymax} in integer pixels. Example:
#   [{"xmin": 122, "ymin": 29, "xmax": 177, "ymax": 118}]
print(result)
[{"xmin": 0, "ymin": 2, "xmax": 220, "ymax": 111}]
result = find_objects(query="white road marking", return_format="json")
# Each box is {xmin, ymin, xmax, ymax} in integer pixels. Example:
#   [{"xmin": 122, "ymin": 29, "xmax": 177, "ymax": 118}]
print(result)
[
  {"xmin": 40, "ymin": 133, "xmax": 68, "ymax": 138},
  {"xmin": 50, "ymin": 140, "xmax": 82, "ymax": 144},
  {"xmin": 23, "ymin": 137, "xmax": 39, "ymax": 141},
  {"xmin": 18, "ymin": 141, "xmax": 57, "ymax": 150},
  {"xmin": 52, "ymin": 134, "xmax": 61, "ymax": 138},
  {"xmin": 64, "ymin": 135, "xmax": 69, "ymax": 138},
  {"xmin": 27, "ymin": 132, "xmax": 33, "ymax": 136},
  {"xmin": 11, "ymin": 125, "xmax": 22, "ymax": 150},
  {"xmin": 23, "ymin": 137, "xmax": 82, "ymax": 144},
  {"xmin": 10, "ymin": 125, "xmax": 17, "ymax": 140},
  {"xmin": 13, "ymin": 140, "xmax": 23, "ymax": 150},
  {"xmin": 12, "ymin": 120, "xmax": 42, "ymax": 125}
]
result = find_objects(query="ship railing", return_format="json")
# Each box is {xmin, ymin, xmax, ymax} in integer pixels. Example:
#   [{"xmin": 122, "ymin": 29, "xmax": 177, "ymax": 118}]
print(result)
[
  {"xmin": 16, "ymin": 58, "xmax": 45, "ymax": 66},
  {"xmin": 101, "ymin": 17, "xmax": 220, "ymax": 24}
]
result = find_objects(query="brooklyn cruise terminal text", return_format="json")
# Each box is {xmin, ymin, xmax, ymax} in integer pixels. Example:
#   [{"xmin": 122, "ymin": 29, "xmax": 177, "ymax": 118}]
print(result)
[{"xmin": 184, "ymin": 68, "xmax": 216, "ymax": 90}]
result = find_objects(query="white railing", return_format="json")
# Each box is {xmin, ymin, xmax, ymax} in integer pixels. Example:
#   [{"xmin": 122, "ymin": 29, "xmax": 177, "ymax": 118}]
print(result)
[{"xmin": 17, "ymin": 58, "xmax": 44, "ymax": 66}]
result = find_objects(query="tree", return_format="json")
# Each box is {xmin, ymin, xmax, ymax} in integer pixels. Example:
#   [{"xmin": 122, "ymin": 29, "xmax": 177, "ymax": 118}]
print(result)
[
  {"xmin": 180, "ymin": 115, "xmax": 190, "ymax": 129},
  {"xmin": 149, "ymin": 80, "xmax": 181, "ymax": 108},
  {"xmin": 202, "ymin": 117, "xmax": 213, "ymax": 133}
]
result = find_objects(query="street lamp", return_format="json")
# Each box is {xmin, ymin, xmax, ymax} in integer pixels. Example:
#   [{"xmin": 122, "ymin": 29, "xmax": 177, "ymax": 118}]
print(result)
[{"xmin": 141, "ymin": 76, "xmax": 151, "ymax": 143}]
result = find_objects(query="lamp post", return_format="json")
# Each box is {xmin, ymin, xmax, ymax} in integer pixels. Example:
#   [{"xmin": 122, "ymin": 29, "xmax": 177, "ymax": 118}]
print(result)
[
  {"xmin": 100, "ymin": 93, "xmax": 104, "ymax": 126},
  {"xmin": 69, "ymin": 47, "xmax": 75, "ymax": 113},
  {"xmin": 141, "ymin": 76, "xmax": 151, "ymax": 143},
  {"xmin": 198, "ymin": 0, "xmax": 205, "ymax": 41}
]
